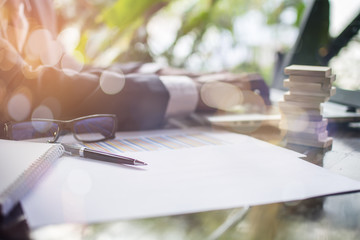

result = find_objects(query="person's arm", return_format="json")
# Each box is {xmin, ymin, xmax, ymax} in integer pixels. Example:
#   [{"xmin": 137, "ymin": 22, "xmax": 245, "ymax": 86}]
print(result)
[
  {"xmin": 1, "ymin": 38, "xmax": 170, "ymax": 131},
  {"xmin": 72, "ymin": 71, "xmax": 170, "ymax": 131},
  {"xmin": 2, "ymin": 70, "xmax": 170, "ymax": 132},
  {"xmin": 135, "ymin": 63, "xmax": 271, "ymax": 111}
]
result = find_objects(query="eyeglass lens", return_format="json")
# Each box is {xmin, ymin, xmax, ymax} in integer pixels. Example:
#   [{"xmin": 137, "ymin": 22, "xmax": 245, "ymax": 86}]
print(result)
[
  {"xmin": 10, "ymin": 121, "xmax": 59, "ymax": 141},
  {"xmin": 73, "ymin": 116, "xmax": 115, "ymax": 142}
]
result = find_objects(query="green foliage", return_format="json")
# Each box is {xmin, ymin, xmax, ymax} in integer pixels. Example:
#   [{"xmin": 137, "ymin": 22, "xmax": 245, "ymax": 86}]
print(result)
[
  {"xmin": 100, "ymin": 0, "xmax": 165, "ymax": 30},
  {"xmin": 266, "ymin": 0, "xmax": 305, "ymax": 27},
  {"xmin": 58, "ymin": 0, "xmax": 319, "ymax": 80}
]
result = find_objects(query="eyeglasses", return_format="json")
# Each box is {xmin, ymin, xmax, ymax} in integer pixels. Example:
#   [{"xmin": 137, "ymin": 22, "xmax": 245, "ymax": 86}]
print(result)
[{"xmin": 4, "ymin": 114, "xmax": 117, "ymax": 143}]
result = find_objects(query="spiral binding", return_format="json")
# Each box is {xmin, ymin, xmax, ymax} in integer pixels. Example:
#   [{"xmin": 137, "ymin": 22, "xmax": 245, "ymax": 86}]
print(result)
[{"xmin": 0, "ymin": 144, "xmax": 65, "ymax": 215}]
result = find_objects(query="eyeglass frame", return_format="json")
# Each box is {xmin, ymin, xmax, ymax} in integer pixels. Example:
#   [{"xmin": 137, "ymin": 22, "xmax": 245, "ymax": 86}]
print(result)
[{"xmin": 3, "ymin": 114, "xmax": 118, "ymax": 143}]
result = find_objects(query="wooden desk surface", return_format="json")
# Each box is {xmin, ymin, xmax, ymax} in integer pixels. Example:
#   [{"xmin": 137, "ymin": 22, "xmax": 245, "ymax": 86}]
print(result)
[{"xmin": 1, "ymin": 123, "xmax": 360, "ymax": 239}]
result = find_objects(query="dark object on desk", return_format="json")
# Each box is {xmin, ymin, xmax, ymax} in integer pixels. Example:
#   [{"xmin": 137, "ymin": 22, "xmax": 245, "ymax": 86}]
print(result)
[
  {"xmin": 272, "ymin": 0, "xmax": 360, "ymax": 117},
  {"xmin": 2, "ymin": 114, "xmax": 117, "ymax": 143},
  {"xmin": 0, "ymin": 204, "xmax": 30, "ymax": 240},
  {"xmin": 62, "ymin": 144, "xmax": 147, "ymax": 166}
]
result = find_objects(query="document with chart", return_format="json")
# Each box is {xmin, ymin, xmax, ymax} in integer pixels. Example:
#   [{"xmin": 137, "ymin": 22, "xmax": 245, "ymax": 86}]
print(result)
[{"xmin": 21, "ymin": 127, "xmax": 360, "ymax": 228}]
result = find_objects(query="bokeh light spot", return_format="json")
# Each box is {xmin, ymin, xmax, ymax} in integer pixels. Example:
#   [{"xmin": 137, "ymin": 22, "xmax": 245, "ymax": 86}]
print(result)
[
  {"xmin": 31, "ymin": 105, "xmax": 54, "ymax": 119},
  {"xmin": 200, "ymin": 81, "xmax": 243, "ymax": 111},
  {"xmin": 41, "ymin": 97, "xmax": 62, "ymax": 119},
  {"xmin": 26, "ymin": 29, "xmax": 53, "ymax": 61},
  {"xmin": 99, "ymin": 70, "xmax": 126, "ymax": 95},
  {"xmin": 40, "ymin": 40, "xmax": 64, "ymax": 66},
  {"xmin": 241, "ymin": 90, "xmax": 266, "ymax": 113},
  {"xmin": 57, "ymin": 27, "xmax": 80, "ymax": 53},
  {"xmin": 279, "ymin": 107, "xmax": 309, "ymax": 132},
  {"xmin": 7, "ymin": 93, "xmax": 31, "ymax": 121}
]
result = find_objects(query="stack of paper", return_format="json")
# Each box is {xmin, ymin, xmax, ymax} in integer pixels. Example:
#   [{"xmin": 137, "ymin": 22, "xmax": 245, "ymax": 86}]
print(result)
[
  {"xmin": 21, "ymin": 127, "xmax": 360, "ymax": 229},
  {"xmin": 279, "ymin": 65, "xmax": 336, "ymax": 148}
]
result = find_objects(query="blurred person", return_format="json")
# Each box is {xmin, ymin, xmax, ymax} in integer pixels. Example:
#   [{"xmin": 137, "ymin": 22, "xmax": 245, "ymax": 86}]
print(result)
[{"xmin": 0, "ymin": 0, "xmax": 269, "ymax": 134}]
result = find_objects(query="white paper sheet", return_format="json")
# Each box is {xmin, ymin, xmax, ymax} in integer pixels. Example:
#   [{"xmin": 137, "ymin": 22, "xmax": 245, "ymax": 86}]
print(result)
[{"xmin": 21, "ymin": 128, "xmax": 360, "ymax": 228}]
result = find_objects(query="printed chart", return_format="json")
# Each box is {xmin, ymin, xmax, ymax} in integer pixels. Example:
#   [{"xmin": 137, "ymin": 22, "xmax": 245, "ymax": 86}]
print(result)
[{"xmin": 82, "ymin": 133, "xmax": 224, "ymax": 153}]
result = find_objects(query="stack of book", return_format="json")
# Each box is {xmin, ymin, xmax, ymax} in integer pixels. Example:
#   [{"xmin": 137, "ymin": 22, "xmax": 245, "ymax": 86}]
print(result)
[{"xmin": 279, "ymin": 65, "xmax": 336, "ymax": 148}]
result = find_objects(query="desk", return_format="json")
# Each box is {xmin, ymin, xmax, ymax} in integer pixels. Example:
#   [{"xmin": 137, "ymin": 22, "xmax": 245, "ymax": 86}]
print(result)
[{"xmin": 1, "ymin": 122, "xmax": 360, "ymax": 239}]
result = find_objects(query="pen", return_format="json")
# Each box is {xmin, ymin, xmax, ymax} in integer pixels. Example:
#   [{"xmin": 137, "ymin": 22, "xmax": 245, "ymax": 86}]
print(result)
[{"xmin": 61, "ymin": 143, "xmax": 147, "ymax": 166}]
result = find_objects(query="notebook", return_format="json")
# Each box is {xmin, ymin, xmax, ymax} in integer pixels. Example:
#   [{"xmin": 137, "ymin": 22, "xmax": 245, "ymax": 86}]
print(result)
[{"xmin": 0, "ymin": 140, "xmax": 64, "ymax": 216}]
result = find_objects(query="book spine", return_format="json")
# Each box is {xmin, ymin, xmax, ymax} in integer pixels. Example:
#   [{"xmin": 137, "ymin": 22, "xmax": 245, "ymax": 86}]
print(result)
[{"xmin": 0, "ymin": 144, "xmax": 64, "ymax": 216}]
